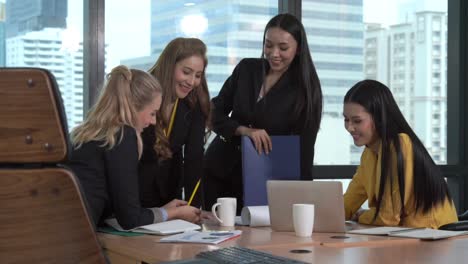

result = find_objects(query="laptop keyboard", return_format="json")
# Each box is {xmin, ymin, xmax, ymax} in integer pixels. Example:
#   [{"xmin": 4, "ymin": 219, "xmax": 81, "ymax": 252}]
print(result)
[{"xmin": 196, "ymin": 246, "xmax": 309, "ymax": 264}]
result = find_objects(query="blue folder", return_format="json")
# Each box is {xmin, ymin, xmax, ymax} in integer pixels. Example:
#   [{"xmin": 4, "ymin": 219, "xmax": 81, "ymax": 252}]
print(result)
[{"xmin": 241, "ymin": 135, "xmax": 301, "ymax": 206}]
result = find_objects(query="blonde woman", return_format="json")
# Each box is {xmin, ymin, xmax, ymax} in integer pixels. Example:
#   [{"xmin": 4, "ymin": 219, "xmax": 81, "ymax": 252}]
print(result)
[{"xmin": 69, "ymin": 65, "xmax": 200, "ymax": 230}]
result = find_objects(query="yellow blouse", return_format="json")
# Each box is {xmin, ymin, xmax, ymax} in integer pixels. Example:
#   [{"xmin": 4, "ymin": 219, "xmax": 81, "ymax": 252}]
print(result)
[{"xmin": 344, "ymin": 133, "xmax": 458, "ymax": 229}]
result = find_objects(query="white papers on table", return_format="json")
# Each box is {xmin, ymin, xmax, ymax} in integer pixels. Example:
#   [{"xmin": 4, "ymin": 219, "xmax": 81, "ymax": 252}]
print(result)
[
  {"xmin": 348, "ymin": 226, "xmax": 415, "ymax": 235},
  {"xmin": 105, "ymin": 218, "xmax": 200, "ymax": 235},
  {"xmin": 348, "ymin": 226, "xmax": 468, "ymax": 240},
  {"xmin": 160, "ymin": 230, "xmax": 242, "ymax": 244},
  {"xmin": 389, "ymin": 228, "xmax": 468, "ymax": 240}
]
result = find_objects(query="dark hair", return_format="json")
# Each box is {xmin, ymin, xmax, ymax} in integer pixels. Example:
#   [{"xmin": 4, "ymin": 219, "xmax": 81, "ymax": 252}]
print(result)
[
  {"xmin": 261, "ymin": 13, "xmax": 322, "ymax": 136},
  {"xmin": 344, "ymin": 79, "xmax": 451, "ymax": 220}
]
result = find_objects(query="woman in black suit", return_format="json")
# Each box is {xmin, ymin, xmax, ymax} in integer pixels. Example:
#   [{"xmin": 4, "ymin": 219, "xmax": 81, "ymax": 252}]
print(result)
[
  {"xmin": 204, "ymin": 13, "xmax": 323, "ymax": 213},
  {"xmin": 139, "ymin": 38, "xmax": 211, "ymax": 209},
  {"xmin": 69, "ymin": 65, "xmax": 201, "ymax": 229}
]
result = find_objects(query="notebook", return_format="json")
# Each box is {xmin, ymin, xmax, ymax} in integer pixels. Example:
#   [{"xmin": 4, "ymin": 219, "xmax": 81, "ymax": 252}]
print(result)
[
  {"xmin": 105, "ymin": 218, "xmax": 200, "ymax": 235},
  {"xmin": 241, "ymin": 135, "xmax": 301, "ymax": 206},
  {"xmin": 349, "ymin": 226, "xmax": 468, "ymax": 240},
  {"xmin": 267, "ymin": 180, "xmax": 346, "ymax": 233}
]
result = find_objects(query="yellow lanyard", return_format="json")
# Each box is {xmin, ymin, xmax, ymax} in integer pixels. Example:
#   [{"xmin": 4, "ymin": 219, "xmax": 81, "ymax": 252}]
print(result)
[{"xmin": 164, "ymin": 98, "xmax": 179, "ymax": 139}]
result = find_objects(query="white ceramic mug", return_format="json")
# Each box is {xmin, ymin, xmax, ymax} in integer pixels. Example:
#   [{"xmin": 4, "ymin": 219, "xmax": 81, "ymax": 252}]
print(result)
[
  {"xmin": 293, "ymin": 203, "xmax": 315, "ymax": 237},
  {"xmin": 211, "ymin": 197, "xmax": 237, "ymax": 226}
]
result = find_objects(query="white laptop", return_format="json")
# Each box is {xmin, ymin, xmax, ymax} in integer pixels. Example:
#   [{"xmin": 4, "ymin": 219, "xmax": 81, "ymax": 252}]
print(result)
[{"xmin": 267, "ymin": 180, "xmax": 346, "ymax": 233}]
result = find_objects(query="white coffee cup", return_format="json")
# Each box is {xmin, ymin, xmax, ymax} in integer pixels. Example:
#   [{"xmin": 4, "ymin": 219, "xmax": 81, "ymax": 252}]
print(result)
[
  {"xmin": 211, "ymin": 197, "xmax": 237, "ymax": 227},
  {"xmin": 293, "ymin": 204, "xmax": 315, "ymax": 237}
]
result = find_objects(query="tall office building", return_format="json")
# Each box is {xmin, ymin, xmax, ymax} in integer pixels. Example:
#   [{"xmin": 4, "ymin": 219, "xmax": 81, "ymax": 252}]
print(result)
[
  {"xmin": 5, "ymin": 0, "xmax": 67, "ymax": 37},
  {"xmin": 4, "ymin": 0, "xmax": 85, "ymax": 129},
  {"xmin": 302, "ymin": 0, "xmax": 364, "ymax": 117},
  {"xmin": 364, "ymin": 11, "xmax": 447, "ymax": 163},
  {"xmin": 5, "ymin": 28, "xmax": 84, "ymax": 128},
  {"xmin": 302, "ymin": 0, "xmax": 364, "ymax": 165},
  {"xmin": 0, "ymin": 2, "xmax": 5, "ymax": 66}
]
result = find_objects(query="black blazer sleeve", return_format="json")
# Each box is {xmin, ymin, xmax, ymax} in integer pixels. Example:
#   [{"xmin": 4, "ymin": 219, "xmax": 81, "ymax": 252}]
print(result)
[
  {"xmin": 182, "ymin": 104, "xmax": 206, "ymax": 207},
  {"xmin": 211, "ymin": 60, "xmax": 244, "ymax": 140},
  {"xmin": 138, "ymin": 125, "xmax": 161, "ymax": 207},
  {"xmin": 105, "ymin": 126, "xmax": 154, "ymax": 229}
]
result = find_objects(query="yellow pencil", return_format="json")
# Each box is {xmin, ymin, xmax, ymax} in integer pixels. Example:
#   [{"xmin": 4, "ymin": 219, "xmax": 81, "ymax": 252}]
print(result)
[{"xmin": 187, "ymin": 179, "xmax": 201, "ymax": 206}]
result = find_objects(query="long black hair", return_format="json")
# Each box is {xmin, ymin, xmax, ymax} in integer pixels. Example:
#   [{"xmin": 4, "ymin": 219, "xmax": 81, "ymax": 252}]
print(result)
[
  {"xmin": 344, "ymin": 80, "xmax": 451, "ymax": 220},
  {"xmin": 261, "ymin": 13, "xmax": 322, "ymax": 136}
]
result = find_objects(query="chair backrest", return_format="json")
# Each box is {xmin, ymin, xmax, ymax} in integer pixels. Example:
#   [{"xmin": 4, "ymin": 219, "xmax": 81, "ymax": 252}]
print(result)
[{"xmin": 0, "ymin": 68, "xmax": 107, "ymax": 263}]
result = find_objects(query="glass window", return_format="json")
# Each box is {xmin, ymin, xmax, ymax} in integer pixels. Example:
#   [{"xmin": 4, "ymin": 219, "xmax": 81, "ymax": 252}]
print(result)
[
  {"xmin": 105, "ymin": 0, "xmax": 277, "ymax": 99},
  {"xmin": 309, "ymin": 0, "xmax": 448, "ymax": 165},
  {"xmin": 2, "ymin": 0, "xmax": 84, "ymax": 129}
]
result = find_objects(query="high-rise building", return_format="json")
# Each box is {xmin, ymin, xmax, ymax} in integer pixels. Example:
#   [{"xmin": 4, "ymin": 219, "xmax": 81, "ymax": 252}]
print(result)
[
  {"xmin": 302, "ymin": 0, "xmax": 364, "ymax": 165},
  {"xmin": 0, "ymin": 2, "xmax": 6, "ymax": 66},
  {"xmin": 6, "ymin": 28, "xmax": 84, "ymax": 128},
  {"xmin": 303, "ymin": 0, "xmax": 364, "ymax": 117},
  {"xmin": 5, "ymin": 0, "xmax": 67, "ymax": 38},
  {"xmin": 364, "ymin": 11, "xmax": 447, "ymax": 163},
  {"xmin": 364, "ymin": 23, "xmax": 389, "ymax": 83}
]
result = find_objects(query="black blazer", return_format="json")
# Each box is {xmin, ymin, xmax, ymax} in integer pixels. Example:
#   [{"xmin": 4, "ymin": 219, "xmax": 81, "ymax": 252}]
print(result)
[
  {"xmin": 68, "ymin": 126, "xmax": 155, "ymax": 229},
  {"xmin": 139, "ymin": 99, "xmax": 205, "ymax": 207},
  {"xmin": 206, "ymin": 58, "xmax": 316, "ymax": 179}
]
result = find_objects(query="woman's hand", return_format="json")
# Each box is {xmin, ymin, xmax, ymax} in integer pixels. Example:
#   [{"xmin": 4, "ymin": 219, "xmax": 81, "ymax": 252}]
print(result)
[
  {"xmin": 167, "ymin": 205, "xmax": 201, "ymax": 223},
  {"xmin": 201, "ymin": 210, "xmax": 215, "ymax": 220},
  {"xmin": 199, "ymin": 210, "xmax": 218, "ymax": 225},
  {"xmin": 163, "ymin": 199, "xmax": 187, "ymax": 209},
  {"xmin": 236, "ymin": 126, "xmax": 272, "ymax": 154}
]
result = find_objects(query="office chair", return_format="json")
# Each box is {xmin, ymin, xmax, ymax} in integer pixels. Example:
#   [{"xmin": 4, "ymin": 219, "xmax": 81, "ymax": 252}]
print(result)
[{"xmin": 0, "ymin": 68, "xmax": 107, "ymax": 263}]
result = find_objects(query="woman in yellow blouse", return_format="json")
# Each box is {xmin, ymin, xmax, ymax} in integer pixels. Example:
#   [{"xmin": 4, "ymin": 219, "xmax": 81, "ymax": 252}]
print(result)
[{"xmin": 343, "ymin": 80, "xmax": 457, "ymax": 229}]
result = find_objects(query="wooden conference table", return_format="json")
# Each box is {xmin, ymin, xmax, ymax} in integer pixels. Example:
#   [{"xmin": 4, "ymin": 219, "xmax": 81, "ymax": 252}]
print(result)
[{"xmin": 97, "ymin": 222, "xmax": 468, "ymax": 264}]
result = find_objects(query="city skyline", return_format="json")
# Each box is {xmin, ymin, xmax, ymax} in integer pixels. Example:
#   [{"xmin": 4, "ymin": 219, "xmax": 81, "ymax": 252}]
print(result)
[
  {"xmin": 0, "ymin": 0, "xmax": 449, "ymax": 165},
  {"xmin": 26, "ymin": 0, "xmax": 447, "ymax": 69}
]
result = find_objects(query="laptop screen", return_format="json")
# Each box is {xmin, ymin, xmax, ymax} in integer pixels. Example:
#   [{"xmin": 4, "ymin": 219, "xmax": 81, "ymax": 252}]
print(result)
[{"xmin": 267, "ymin": 180, "xmax": 346, "ymax": 233}]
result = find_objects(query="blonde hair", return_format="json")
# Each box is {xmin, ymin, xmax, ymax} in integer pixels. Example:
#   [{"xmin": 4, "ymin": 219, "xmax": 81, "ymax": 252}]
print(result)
[{"xmin": 71, "ymin": 65, "xmax": 162, "ymax": 151}]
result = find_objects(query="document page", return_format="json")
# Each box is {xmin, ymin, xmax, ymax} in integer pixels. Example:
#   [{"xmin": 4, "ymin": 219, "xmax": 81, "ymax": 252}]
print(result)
[
  {"xmin": 105, "ymin": 218, "xmax": 200, "ymax": 235},
  {"xmin": 349, "ymin": 226, "xmax": 468, "ymax": 240},
  {"xmin": 348, "ymin": 226, "xmax": 415, "ymax": 235},
  {"xmin": 388, "ymin": 228, "xmax": 468, "ymax": 240},
  {"xmin": 160, "ymin": 230, "xmax": 242, "ymax": 244}
]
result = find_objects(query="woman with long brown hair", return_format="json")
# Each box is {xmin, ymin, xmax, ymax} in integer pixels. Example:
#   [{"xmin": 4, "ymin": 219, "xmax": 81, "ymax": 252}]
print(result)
[{"xmin": 139, "ymin": 38, "xmax": 211, "ymax": 208}]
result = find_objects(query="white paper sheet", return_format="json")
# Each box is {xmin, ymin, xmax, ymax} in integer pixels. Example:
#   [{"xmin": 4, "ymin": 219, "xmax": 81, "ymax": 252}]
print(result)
[
  {"xmin": 160, "ymin": 230, "xmax": 242, "ymax": 244},
  {"xmin": 105, "ymin": 218, "xmax": 200, "ymax": 235}
]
